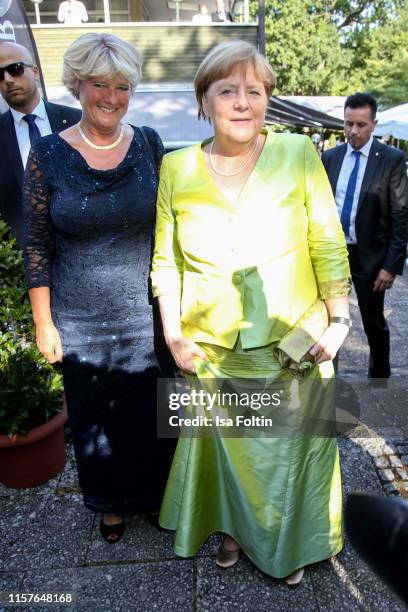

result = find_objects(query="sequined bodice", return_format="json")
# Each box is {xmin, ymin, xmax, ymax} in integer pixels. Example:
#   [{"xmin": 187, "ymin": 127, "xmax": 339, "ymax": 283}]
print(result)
[{"xmin": 23, "ymin": 127, "xmax": 163, "ymax": 349}]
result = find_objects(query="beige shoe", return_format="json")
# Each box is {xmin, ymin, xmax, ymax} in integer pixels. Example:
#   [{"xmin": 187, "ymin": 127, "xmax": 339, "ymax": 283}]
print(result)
[
  {"xmin": 285, "ymin": 567, "xmax": 304, "ymax": 587},
  {"xmin": 216, "ymin": 539, "xmax": 241, "ymax": 568}
]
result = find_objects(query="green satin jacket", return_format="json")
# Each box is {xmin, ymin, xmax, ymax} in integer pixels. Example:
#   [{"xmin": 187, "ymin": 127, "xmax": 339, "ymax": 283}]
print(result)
[{"xmin": 151, "ymin": 129, "xmax": 351, "ymax": 349}]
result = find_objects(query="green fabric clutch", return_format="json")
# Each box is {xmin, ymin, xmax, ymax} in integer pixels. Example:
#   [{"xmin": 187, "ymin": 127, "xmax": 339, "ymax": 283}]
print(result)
[{"xmin": 272, "ymin": 298, "xmax": 328, "ymax": 376}]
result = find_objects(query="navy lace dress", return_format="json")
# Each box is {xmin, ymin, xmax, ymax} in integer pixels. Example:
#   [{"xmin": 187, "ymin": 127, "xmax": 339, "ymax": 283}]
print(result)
[{"xmin": 23, "ymin": 127, "xmax": 175, "ymax": 514}]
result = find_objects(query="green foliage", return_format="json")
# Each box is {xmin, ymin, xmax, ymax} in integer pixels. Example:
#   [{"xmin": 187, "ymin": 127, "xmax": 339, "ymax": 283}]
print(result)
[
  {"xmin": 0, "ymin": 219, "xmax": 63, "ymax": 437},
  {"xmin": 362, "ymin": 2, "xmax": 408, "ymax": 107},
  {"xmin": 263, "ymin": 0, "xmax": 351, "ymax": 95},
  {"xmin": 332, "ymin": 0, "xmax": 402, "ymax": 30},
  {"xmin": 251, "ymin": 0, "xmax": 406, "ymax": 106}
]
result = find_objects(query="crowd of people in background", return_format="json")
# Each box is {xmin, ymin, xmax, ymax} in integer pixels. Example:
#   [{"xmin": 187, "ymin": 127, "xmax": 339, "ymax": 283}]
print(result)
[{"xmin": 56, "ymin": 0, "xmax": 235, "ymax": 24}]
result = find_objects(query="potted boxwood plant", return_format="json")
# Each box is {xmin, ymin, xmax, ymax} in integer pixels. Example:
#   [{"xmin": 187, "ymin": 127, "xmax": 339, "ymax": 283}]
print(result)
[{"xmin": 0, "ymin": 219, "xmax": 67, "ymax": 488}]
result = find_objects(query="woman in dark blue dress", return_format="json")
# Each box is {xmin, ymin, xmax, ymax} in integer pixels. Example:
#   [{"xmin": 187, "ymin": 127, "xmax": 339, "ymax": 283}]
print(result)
[{"xmin": 23, "ymin": 32, "xmax": 175, "ymax": 542}]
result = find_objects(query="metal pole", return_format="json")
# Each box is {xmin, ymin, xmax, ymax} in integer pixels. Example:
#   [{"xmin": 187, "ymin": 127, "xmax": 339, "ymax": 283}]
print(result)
[
  {"xmin": 175, "ymin": 0, "xmax": 180, "ymax": 22},
  {"xmin": 34, "ymin": 2, "xmax": 41, "ymax": 24},
  {"xmin": 244, "ymin": 0, "xmax": 249, "ymax": 22},
  {"xmin": 258, "ymin": 0, "xmax": 265, "ymax": 55},
  {"xmin": 103, "ymin": 0, "xmax": 111, "ymax": 23}
]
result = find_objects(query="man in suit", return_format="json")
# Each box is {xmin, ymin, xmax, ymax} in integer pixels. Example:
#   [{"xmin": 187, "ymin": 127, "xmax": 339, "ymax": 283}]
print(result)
[
  {"xmin": 211, "ymin": 0, "xmax": 233, "ymax": 22},
  {"xmin": 0, "ymin": 41, "xmax": 81, "ymax": 247},
  {"xmin": 322, "ymin": 93, "xmax": 408, "ymax": 378}
]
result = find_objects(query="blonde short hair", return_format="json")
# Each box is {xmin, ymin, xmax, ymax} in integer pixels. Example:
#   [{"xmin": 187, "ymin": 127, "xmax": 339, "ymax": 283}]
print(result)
[
  {"xmin": 194, "ymin": 40, "xmax": 276, "ymax": 121},
  {"xmin": 62, "ymin": 33, "xmax": 142, "ymax": 97}
]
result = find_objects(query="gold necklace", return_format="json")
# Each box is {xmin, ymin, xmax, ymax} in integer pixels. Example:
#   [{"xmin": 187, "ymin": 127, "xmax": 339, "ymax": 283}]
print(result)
[
  {"xmin": 209, "ymin": 136, "xmax": 259, "ymax": 177},
  {"xmin": 77, "ymin": 123, "xmax": 124, "ymax": 150}
]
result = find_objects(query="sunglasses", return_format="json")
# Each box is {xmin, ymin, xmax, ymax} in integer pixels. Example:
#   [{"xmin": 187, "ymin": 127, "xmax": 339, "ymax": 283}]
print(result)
[{"xmin": 0, "ymin": 62, "xmax": 34, "ymax": 81}]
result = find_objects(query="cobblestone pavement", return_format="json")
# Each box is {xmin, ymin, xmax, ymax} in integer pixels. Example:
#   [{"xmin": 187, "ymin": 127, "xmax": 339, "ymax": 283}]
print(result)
[{"xmin": 1, "ymin": 273, "xmax": 407, "ymax": 611}]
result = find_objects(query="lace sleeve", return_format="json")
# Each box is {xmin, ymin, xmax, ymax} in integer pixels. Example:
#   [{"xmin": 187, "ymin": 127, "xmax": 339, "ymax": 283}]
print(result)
[{"xmin": 23, "ymin": 145, "xmax": 54, "ymax": 288}]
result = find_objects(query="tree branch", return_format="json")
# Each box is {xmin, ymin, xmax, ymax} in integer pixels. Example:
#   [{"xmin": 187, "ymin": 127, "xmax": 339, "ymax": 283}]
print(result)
[{"xmin": 338, "ymin": 6, "xmax": 366, "ymax": 28}]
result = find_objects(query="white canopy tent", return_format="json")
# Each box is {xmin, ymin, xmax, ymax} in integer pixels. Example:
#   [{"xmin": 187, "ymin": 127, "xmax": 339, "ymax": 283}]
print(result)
[{"xmin": 374, "ymin": 103, "xmax": 408, "ymax": 140}]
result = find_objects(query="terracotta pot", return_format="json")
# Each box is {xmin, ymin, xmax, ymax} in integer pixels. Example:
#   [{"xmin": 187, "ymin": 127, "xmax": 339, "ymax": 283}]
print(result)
[{"xmin": 0, "ymin": 401, "xmax": 68, "ymax": 488}]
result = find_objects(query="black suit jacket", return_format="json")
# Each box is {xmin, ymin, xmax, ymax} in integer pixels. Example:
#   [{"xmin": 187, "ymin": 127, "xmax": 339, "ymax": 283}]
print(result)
[
  {"xmin": 211, "ymin": 9, "xmax": 233, "ymax": 21},
  {"xmin": 0, "ymin": 100, "xmax": 81, "ymax": 247},
  {"xmin": 322, "ymin": 139, "xmax": 408, "ymax": 277}
]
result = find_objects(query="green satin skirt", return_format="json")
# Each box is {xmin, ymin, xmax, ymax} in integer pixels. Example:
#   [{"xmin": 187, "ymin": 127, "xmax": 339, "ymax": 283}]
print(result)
[{"xmin": 159, "ymin": 341, "xmax": 343, "ymax": 578}]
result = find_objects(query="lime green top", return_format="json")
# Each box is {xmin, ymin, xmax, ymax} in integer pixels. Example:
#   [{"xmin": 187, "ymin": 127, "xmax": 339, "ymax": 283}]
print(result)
[{"xmin": 151, "ymin": 128, "xmax": 351, "ymax": 349}]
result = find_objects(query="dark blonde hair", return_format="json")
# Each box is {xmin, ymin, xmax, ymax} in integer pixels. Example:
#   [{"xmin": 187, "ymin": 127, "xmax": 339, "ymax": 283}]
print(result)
[{"xmin": 194, "ymin": 40, "xmax": 276, "ymax": 121}]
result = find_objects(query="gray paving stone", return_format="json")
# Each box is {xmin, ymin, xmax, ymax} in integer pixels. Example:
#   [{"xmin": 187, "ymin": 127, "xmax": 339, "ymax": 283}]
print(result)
[
  {"xmin": 343, "ymin": 382, "xmax": 390, "ymax": 431},
  {"xmin": 365, "ymin": 445, "xmax": 386, "ymax": 457},
  {"xmin": 382, "ymin": 444, "xmax": 399, "ymax": 456},
  {"xmin": 357, "ymin": 437, "xmax": 378, "ymax": 449},
  {"xmin": 5, "ymin": 494, "xmax": 93, "ymax": 571},
  {"xmin": 389, "ymin": 456, "xmax": 403, "ymax": 468},
  {"xmin": 56, "ymin": 443, "xmax": 79, "ymax": 491},
  {"xmin": 0, "ymin": 494, "xmax": 41, "ymax": 571},
  {"xmin": 396, "ymin": 468, "xmax": 408, "ymax": 481},
  {"xmin": 374, "ymin": 457, "xmax": 389, "ymax": 469},
  {"xmin": 0, "ymin": 481, "xmax": 14, "ymax": 497},
  {"xmin": 310, "ymin": 542, "xmax": 405, "ymax": 612},
  {"xmin": 373, "ymin": 387, "xmax": 408, "ymax": 437},
  {"xmin": 196, "ymin": 556, "xmax": 317, "ymax": 612},
  {"xmin": 376, "ymin": 427, "xmax": 408, "ymax": 442},
  {"xmin": 19, "ymin": 561, "xmax": 193, "ymax": 611},
  {"xmin": 338, "ymin": 437, "xmax": 383, "ymax": 495},
  {"xmin": 401, "ymin": 455, "xmax": 408, "ymax": 467},
  {"xmin": 378, "ymin": 469, "xmax": 394, "ymax": 483},
  {"xmin": 0, "ymin": 571, "xmax": 23, "ymax": 594},
  {"xmin": 387, "ymin": 437, "xmax": 407, "ymax": 446},
  {"xmin": 192, "ymin": 532, "xmax": 222, "ymax": 557}
]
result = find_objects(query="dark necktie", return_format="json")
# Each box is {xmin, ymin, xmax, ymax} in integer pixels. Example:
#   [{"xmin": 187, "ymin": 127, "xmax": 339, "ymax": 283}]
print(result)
[
  {"xmin": 340, "ymin": 150, "xmax": 361, "ymax": 237},
  {"xmin": 23, "ymin": 113, "xmax": 42, "ymax": 146}
]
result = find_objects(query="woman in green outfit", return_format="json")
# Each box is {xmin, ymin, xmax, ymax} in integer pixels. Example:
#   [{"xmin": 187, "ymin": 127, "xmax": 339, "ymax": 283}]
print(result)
[{"xmin": 151, "ymin": 40, "xmax": 351, "ymax": 585}]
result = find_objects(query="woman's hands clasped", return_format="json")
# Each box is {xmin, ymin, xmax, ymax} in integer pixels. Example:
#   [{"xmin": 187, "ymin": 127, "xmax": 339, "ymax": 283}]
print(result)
[
  {"xmin": 36, "ymin": 322, "xmax": 63, "ymax": 364},
  {"xmin": 167, "ymin": 335, "xmax": 207, "ymax": 374},
  {"xmin": 309, "ymin": 322, "xmax": 350, "ymax": 365}
]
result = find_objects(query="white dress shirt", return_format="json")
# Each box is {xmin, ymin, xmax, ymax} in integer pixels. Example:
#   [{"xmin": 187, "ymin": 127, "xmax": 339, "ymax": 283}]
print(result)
[
  {"xmin": 335, "ymin": 136, "xmax": 374, "ymax": 244},
  {"xmin": 10, "ymin": 99, "xmax": 52, "ymax": 169},
  {"xmin": 192, "ymin": 13, "xmax": 212, "ymax": 23},
  {"xmin": 57, "ymin": 0, "xmax": 88, "ymax": 24}
]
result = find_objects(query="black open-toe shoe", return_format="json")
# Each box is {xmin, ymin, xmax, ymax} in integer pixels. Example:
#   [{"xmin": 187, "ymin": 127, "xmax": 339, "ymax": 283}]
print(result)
[{"xmin": 99, "ymin": 519, "xmax": 125, "ymax": 543}]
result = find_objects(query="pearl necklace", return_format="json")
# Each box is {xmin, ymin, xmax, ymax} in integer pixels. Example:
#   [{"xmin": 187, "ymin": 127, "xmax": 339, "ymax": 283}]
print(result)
[
  {"xmin": 209, "ymin": 136, "xmax": 260, "ymax": 177},
  {"xmin": 77, "ymin": 123, "xmax": 124, "ymax": 150}
]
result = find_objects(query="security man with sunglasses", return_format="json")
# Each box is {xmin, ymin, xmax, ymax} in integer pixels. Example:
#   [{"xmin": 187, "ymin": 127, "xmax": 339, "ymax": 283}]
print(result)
[{"xmin": 0, "ymin": 41, "xmax": 81, "ymax": 247}]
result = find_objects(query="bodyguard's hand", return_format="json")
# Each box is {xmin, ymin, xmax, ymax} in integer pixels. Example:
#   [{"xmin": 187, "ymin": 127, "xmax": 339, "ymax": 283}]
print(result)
[
  {"xmin": 36, "ymin": 323, "xmax": 63, "ymax": 363},
  {"xmin": 309, "ymin": 323, "xmax": 350, "ymax": 365},
  {"xmin": 373, "ymin": 269, "xmax": 396, "ymax": 292},
  {"xmin": 167, "ymin": 335, "xmax": 207, "ymax": 374}
]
